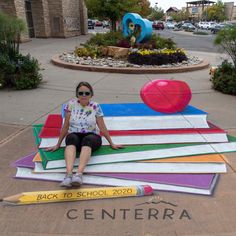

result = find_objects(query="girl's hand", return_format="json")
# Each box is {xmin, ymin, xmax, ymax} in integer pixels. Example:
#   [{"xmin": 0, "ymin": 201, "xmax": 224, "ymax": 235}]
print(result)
[
  {"xmin": 44, "ymin": 145, "xmax": 60, "ymax": 152},
  {"xmin": 110, "ymin": 143, "xmax": 124, "ymax": 150}
]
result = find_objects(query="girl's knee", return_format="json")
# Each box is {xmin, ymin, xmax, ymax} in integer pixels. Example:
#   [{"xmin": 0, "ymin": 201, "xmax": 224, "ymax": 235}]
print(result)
[
  {"xmin": 65, "ymin": 133, "xmax": 79, "ymax": 146},
  {"xmin": 82, "ymin": 134, "xmax": 102, "ymax": 151}
]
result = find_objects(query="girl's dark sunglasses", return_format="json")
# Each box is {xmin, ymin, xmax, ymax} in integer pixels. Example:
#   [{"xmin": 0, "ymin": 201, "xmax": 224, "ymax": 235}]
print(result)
[{"xmin": 78, "ymin": 91, "xmax": 91, "ymax": 96}]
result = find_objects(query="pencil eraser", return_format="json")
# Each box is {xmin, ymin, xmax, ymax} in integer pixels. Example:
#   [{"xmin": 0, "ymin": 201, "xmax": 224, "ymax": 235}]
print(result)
[{"xmin": 143, "ymin": 185, "xmax": 154, "ymax": 195}]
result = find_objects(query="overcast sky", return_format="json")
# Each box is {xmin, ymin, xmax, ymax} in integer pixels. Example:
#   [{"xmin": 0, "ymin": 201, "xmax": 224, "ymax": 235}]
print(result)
[{"xmin": 149, "ymin": 0, "xmax": 236, "ymax": 11}]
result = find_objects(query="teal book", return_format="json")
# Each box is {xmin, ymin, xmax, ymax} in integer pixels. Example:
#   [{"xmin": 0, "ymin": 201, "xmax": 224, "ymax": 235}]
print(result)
[{"xmin": 33, "ymin": 125, "xmax": 236, "ymax": 170}]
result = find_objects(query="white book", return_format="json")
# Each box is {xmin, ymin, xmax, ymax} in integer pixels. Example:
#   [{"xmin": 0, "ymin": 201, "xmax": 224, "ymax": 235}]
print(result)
[
  {"xmin": 100, "ymin": 103, "xmax": 209, "ymax": 130},
  {"xmin": 44, "ymin": 141, "xmax": 236, "ymax": 169},
  {"xmin": 38, "ymin": 133, "xmax": 228, "ymax": 148},
  {"xmin": 103, "ymin": 115, "xmax": 209, "ymax": 130},
  {"xmin": 15, "ymin": 167, "xmax": 219, "ymax": 195},
  {"xmin": 34, "ymin": 161, "xmax": 227, "ymax": 174}
]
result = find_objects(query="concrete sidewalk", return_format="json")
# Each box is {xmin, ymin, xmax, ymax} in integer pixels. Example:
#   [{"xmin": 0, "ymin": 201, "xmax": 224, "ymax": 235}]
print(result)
[{"xmin": 0, "ymin": 36, "xmax": 236, "ymax": 236}]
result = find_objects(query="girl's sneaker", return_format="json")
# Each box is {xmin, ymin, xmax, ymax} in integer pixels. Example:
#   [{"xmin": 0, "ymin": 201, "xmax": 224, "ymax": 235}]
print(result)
[
  {"xmin": 71, "ymin": 173, "xmax": 83, "ymax": 187},
  {"xmin": 60, "ymin": 174, "xmax": 72, "ymax": 187}
]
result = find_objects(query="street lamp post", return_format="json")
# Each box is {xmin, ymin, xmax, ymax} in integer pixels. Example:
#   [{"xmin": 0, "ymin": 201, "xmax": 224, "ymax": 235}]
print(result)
[{"xmin": 155, "ymin": 2, "xmax": 158, "ymax": 10}]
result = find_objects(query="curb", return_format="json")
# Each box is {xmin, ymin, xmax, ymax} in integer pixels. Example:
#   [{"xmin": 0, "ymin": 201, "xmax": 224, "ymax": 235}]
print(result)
[{"xmin": 51, "ymin": 55, "xmax": 210, "ymax": 74}]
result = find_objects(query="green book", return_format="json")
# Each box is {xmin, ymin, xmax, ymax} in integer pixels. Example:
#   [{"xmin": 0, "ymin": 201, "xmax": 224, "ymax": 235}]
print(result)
[
  {"xmin": 33, "ymin": 125, "xmax": 236, "ymax": 170},
  {"xmin": 33, "ymin": 125, "xmax": 197, "ymax": 169}
]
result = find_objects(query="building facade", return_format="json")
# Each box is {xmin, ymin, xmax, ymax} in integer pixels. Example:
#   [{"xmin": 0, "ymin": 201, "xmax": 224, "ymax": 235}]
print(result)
[
  {"xmin": 186, "ymin": 0, "xmax": 236, "ymax": 20},
  {"xmin": 166, "ymin": 7, "xmax": 180, "ymax": 16},
  {"xmin": 0, "ymin": 0, "xmax": 88, "ymax": 39},
  {"xmin": 224, "ymin": 2, "xmax": 236, "ymax": 20},
  {"xmin": 186, "ymin": 0, "xmax": 215, "ymax": 20}
]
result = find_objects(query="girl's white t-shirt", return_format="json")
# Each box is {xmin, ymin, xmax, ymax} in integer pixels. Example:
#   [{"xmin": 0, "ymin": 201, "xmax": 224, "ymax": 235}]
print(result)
[{"xmin": 64, "ymin": 98, "xmax": 104, "ymax": 134}]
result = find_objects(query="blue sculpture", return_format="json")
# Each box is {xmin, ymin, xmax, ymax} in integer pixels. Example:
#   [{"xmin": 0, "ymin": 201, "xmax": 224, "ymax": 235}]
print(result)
[{"xmin": 122, "ymin": 13, "xmax": 152, "ymax": 43}]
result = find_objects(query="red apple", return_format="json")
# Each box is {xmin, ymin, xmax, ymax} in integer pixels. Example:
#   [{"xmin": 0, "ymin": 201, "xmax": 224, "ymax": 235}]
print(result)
[{"xmin": 140, "ymin": 80, "xmax": 192, "ymax": 113}]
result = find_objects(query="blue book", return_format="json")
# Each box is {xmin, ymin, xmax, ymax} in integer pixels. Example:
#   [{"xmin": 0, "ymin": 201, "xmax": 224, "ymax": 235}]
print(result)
[
  {"xmin": 101, "ymin": 103, "xmax": 207, "ymax": 117},
  {"xmin": 61, "ymin": 102, "xmax": 209, "ymax": 130},
  {"xmin": 100, "ymin": 103, "xmax": 209, "ymax": 130}
]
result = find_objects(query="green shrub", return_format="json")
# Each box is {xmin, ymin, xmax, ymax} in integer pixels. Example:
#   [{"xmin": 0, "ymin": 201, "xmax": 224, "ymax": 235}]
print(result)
[
  {"xmin": 132, "ymin": 34, "xmax": 176, "ymax": 50},
  {"xmin": 193, "ymin": 31, "xmax": 209, "ymax": 35},
  {"xmin": 84, "ymin": 31, "xmax": 124, "ymax": 47},
  {"xmin": 83, "ymin": 32, "xmax": 176, "ymax": 50},
  {"xmin": 14, "ymin": 54, "xmax": 42, "ymax": 90},
  {"xmin": 74, "ymin": 45, "xmax": 102, "ymax": 58},
  {"xmin": 211, "ymin": 60, "xmax": 236, "ymax": 95},
  {"xmin": 149, "ymin": 34, "xmax": 176, "ymax": 49},
  {"xmin": 74, "ymin": 47, "xmax": 90, "ymax": 57},
  {"xmin": 0, "ymin": 52, "xmax": 16, "ymax": 88},
  {"xmin": 184, "ymin": 28, "xmax": 195, "ymax": 32},
  {"xmin": 0, "ymin": 52, "xmax": 42, "ymax": 90},
  {"xmin": 0, "ymin": 52, "xmax": 16, "ymax": 74}
]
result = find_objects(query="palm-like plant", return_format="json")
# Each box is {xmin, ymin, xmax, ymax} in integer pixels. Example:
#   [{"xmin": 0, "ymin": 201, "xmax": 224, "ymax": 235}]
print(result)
[
  {"xmin": 0, "ymin": 11, "xmax": 26, "ymax": 56},
  {"xmin": 214, "ymin": 25, "xmax": 236, "ymax": 70}
]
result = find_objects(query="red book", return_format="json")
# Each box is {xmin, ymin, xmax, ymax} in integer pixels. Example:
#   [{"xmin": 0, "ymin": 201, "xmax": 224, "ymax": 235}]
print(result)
[{"xmin": 44, "ymin": 114, "xmax": 62, "ymax": 128}]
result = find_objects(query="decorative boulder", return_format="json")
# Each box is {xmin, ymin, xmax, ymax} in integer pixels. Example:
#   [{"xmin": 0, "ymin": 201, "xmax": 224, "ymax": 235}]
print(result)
[
  {"xmin": 140, "ymin": 80, "xmax": 192, "ymax": 114},
  {"xmin": 106, "ymin": 46, "xmax": 129, "ymax": 59}
]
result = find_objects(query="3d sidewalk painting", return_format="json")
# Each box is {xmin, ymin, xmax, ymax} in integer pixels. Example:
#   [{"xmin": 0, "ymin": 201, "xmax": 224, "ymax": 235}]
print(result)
[{"xmin": 11, "ymin": 80, "xmax": 236, "ymax": 196}]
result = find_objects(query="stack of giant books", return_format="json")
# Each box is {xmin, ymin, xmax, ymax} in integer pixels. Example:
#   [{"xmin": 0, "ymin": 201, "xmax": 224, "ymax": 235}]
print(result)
[{"xmin": 13, "ymin": 103, "xmax": 236, "ymax": 195}]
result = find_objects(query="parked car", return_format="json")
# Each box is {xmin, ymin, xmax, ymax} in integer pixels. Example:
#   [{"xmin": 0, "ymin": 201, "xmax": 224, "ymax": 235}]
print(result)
[
  {"xmin": 88, "ymin": 19, "xmax": 94, "ymax": 29},
  {"xmin": 182, "ymin": 23, "xmax": 196, "ymax": 31},
  {"xmin": 152, "ymin": 21, "xmax": 164, "ymax": 30},
  {"xmin": 192, "ymin": 22, "xmax": 199, "ymax": 27},
  {"xmin": 175, "ymin": 22, "xmax": 183, "ymax": 29},
  {"xmin": 197, "ymin": 21, "xmax": 209, "ymax": 29},
  {"xmin": 95, "ymin": 20, "xmax": 103, "ymax": 27},
  {"xmin": 209, "ymin": 22, "xmax": 217, "ymax": 30},
  {"xmin": 197, "ymin": 21, "xmax": 216, "ymax": 30},
  {"xmin": 165, "ymin": 22, "xmax": 175, "ymax": 29},
  {"xmin": 102, "ymin": 20, "xmax": 109, "ymax": 28},
  {"xmin": 211, "ymin": 23, "xmax": 226, "ymax": 34}
]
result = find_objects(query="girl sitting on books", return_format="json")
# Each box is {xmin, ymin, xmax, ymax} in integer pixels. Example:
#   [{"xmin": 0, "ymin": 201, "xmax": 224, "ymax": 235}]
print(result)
[{"xmin": 46, "ymin": 81, "xmax": 123, "ymax": 187}]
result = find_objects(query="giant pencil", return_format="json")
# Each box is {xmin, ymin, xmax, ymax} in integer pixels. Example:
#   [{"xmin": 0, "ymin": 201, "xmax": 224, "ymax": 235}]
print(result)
[{"xmin": 0, "ymin": 185, "xmax": 153, "ymax": 205}]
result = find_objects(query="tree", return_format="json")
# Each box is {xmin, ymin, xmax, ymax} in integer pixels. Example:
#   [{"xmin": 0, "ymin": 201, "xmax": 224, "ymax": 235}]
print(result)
[
  {"xmin": 214, "ymin": 26, "xmax": 236, "ymax": 69},
  {"xmin": 138, "ymin": 0, "xmax": 151, "ymax": 17},
  {"xmin": 85, "ymin": 0, "xmax": 151, "ymax": 31},
  {"xmin": 148, "ymin": 6, "xmax": 164, "ymax": 21},
  {"xmin": 203, "ymin": 0, "xmax": 227, "ymax": 21},
  {"xmin": 170, "ymin": 10, "xmax": 190, "ymax": 22}
]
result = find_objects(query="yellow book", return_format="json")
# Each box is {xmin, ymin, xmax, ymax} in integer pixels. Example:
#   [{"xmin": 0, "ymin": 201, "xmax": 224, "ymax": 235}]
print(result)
[{"xmin": 33, "ymin": 152, "xmax": 225, "ymax": 163}]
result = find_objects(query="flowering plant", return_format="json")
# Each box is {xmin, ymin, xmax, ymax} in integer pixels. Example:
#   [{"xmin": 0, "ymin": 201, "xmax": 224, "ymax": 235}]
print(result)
[
  {"xmin": 128, "ymin": 48, "xmax": 188, "ymax": 66},
  {"xmin": 135, "ymin": 48, "xmax": 186, "ymax": 56}
]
